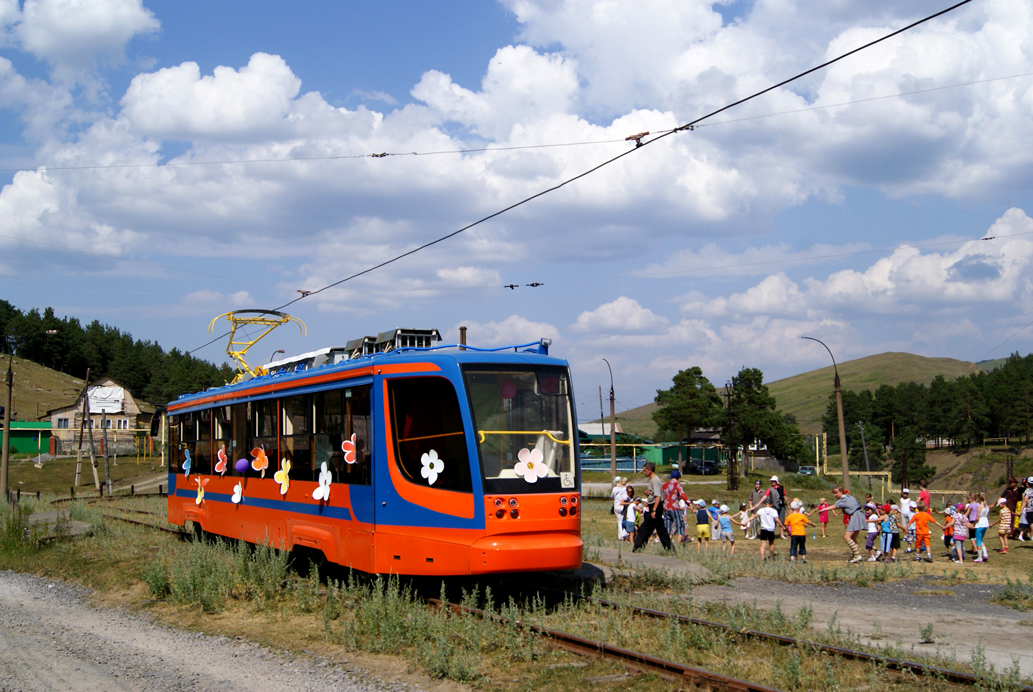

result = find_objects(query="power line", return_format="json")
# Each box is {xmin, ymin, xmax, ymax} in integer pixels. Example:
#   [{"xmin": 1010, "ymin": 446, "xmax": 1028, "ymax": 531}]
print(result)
[
  {"xmin": 189, "ymin": 0, "xmax": 973, "ymax": 356},
  {"xmin": 978, "ymin": 316, "xmax": 1033, "ymax": 362}
]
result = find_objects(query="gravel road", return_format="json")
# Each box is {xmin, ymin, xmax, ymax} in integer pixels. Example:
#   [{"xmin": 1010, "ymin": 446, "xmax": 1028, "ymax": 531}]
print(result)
[{"xmin": 0, "ymin": 571, "xmax": 420, "ymax": 692}]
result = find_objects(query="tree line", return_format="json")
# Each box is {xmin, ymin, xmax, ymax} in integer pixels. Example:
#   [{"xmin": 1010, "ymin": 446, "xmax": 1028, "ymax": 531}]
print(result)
[
  {"xmin": 820, "ymin": 352, "xmax": 1033, "ymax": 484},
  {"xmin": 0, "ymin": 301, "xmax": 235, "ymax": 408},
  {"xmin": 652, "ymin": 366, "xmax": 804, "ymax": 463}
]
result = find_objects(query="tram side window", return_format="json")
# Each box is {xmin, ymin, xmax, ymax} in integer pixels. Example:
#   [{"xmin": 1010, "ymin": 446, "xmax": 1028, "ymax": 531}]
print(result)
[
  {"xmin": 213, "ymin": 406, "xmax": 232, "ymax": 473},
  {"xmin": 193, "ymin": 409, "xmax": 212, "ymax": 474},
  {"xmin": 282, "ymin": 394, "xmax": 312, "ymax": 479},
  {"xmin": 388, "ymin": 377, "xmax": 471, "ymax": 493},
  {"xmin": 251, "ymin": 398, "xmax": 278, "ymax": 466},
  {"xmin": 315, "ymin": 386, "xmax": 371, "ymax": 486},
  {"xmin": 169, "ymin": 415, "xmax": 182, "ymax": 472},
  {"xmin": 230, "ymin": 402, "xmax": 249, "ymax": 473}
]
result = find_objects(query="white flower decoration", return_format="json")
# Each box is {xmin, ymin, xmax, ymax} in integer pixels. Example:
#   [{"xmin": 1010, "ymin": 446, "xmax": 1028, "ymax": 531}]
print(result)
[
  {"xmin": 421, "ymin": 449, "xmax": 444, "ymax": 486},
  {"xmin": 514, "ymin": 448, "xmax": 548, "ymax": 484},
  {"xmin": 231, "ymin": 481, "xmax": 243, "ymax": 504},
  {"xmin": 312, "ymin": 462, "xmax": 332, "ymax": 502}
]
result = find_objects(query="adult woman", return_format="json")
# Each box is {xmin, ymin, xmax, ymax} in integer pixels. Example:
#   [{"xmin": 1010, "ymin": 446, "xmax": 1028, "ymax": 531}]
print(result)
[
  {"xmin": 833, "ymin": 486, "xmax": 867, "ymax": 563},
  {"xmin": 747, "ymin": 480, "xmax": 766, "ymax": 540}
]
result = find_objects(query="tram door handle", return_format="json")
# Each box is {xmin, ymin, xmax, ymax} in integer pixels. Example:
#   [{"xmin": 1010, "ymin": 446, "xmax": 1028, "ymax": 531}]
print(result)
[{"xmin": 382, "ymin": 501, "xmax": 386, "ymax": 506}]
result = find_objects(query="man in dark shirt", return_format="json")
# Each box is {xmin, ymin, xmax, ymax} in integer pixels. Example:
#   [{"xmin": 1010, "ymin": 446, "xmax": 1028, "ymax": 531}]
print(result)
[{"xmin": 633, "ymin": 462, "xmax": 674, "ymax": 552}]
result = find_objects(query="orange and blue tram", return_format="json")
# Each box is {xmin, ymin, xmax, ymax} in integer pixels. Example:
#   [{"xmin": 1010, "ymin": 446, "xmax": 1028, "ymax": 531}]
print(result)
[{"xmin": 166, "ymin": 330, "xmax": 582, "ymax": 575}]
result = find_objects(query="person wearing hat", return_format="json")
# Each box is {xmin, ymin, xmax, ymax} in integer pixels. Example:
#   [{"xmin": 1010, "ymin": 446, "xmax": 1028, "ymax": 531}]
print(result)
[
  {"xmin": 747, "ymin": 480, "xmax": 765, "ymax": 540},
  {"xmin": 784, "ymin": 499, "xmax": 812, "ymax": 562},
  {"xmin": 632, "ymin": 462, "xmax": 674, "ymax": 553},
  {"xmin": 611, "ymin": 477, "xmax": 629, "ymax": 541},
  {"xmin": 750, "ymin": 476, "xmax": 787, "ymax": 538},
  {"xmin": 899, "ymin": 489, "xmax": 914, "ymax": 553},
  {"xmin": 662, "ymin": 468, "xmax": 690, "ymax": 545},
  {"xmin": 744, "ymin": 498, "xmax": 784, "ymax": 560},
  {"xmin": 989, "ymin": 497, "xmax": 1012, "ymax": 554},
  {"xmin": 717, "ymin": 504, "xmax": 737, "ymax": 556}
]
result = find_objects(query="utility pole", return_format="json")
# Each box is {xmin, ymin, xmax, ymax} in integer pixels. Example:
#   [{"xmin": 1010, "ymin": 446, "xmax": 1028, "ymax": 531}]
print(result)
[
  {"xmin": 101, "ymin": 410, "xmax": 111, "ymax": 494},
  {"xmin": 724, "ymin": 380, "xmax": 738, "ymax": 490},
  {"xmin": 602, "ymin": 359, "xmax": 616, "ymax": 484},
  {"xmin": 802, "ymin": 337, "xmax": 850, "ymax": 491},
  {"xmin": 0, "ymin": 343, "xmax": 13, "ymax": 502}
]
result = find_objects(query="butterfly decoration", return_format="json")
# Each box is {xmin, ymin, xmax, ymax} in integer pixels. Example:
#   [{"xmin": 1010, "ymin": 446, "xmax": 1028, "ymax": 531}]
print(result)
[
  {"xmin": 231, "ymin": 481, "xmax": 243, "ymax": 504},
  {"xmin": 215, "ymin": 444, "xmax": 228, "ymax": 475},
  {"xmin": 274, "ymin": 458, "xmax": 291, "ymax": 495},
  {"xmin": 312, "ymin": 462, "xmax": 332, "ymax": 502},
  {"xmin": 251, "ymin": 447, "xmax": 269, "ymax": 478},
  {"xmin": 342, "ymin": 434, "xmax": 357, "ymax": 464},
  {"xmin": 182, "ymin": 449, "xmax": 192, "ymax": 476},
  {"xmin": 194, "ymin": 475, "xmax": 209, "ymax": 505}
]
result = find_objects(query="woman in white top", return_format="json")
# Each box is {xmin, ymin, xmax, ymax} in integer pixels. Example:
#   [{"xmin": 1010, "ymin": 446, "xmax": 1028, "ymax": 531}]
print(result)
[
  {"xmin": 612, "ymin": 478, "xmax": 629, "ymax": 540},
  {"xmin": 974, "ymin": 491, "xmax": 991, "ymax": 563}
]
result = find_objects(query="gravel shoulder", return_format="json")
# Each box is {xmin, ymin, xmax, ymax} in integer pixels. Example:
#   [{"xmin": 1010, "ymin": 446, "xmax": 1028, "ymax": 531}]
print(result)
[
  {"xmin": 691, "ymin": 576, "xmax": 1033, "ymax": 679},
  {"xmin": 0, "ymin": 570, "xmax": 422, "ymax": 692}
]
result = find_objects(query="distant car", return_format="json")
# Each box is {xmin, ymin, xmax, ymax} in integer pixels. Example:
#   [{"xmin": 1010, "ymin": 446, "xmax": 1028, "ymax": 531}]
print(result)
[
  {"xmin": 687, "ymin": 460, "xmax": 720, "ymax": 475},
  {"xmin": 798, "ymin": 465, "xmax": 816, "ymax": 476}
]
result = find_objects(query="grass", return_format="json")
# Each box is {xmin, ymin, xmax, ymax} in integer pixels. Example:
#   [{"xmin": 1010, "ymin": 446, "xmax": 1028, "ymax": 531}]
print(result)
[
  {"xmin": 1, "ymin": 494, "xmax": 1030, "ymax": 690},
  {"xmin": 6, "ymin": 454, "xmax": 165, "ymax": 495}
]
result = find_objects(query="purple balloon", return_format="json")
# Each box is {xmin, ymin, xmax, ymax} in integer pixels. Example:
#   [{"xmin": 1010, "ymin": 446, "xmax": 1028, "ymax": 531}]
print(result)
[{"xmin": 235, "ymin": 458, "xmax": 250, "ymax": 473}]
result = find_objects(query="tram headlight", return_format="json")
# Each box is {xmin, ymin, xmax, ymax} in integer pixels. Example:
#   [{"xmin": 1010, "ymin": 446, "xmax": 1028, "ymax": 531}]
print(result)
[
  {"xmin": 508, "ymin": 498, "xmax": 518, "ymax": 508},
  {"xmin": 559, "ymin": 496, "xmax": 568, "ymax": 505},
  {"xmin": 570, "ymin": 495, "xmax": 578, "ymax": 505},
  {"xmin": 494, "ymin": 498, "xmax": 504, "ymax": 508}
]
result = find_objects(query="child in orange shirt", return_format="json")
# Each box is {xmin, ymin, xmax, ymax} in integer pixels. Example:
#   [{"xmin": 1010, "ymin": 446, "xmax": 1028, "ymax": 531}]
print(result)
[
  {"xmin": 908, "ymin": 502, "xmax": 941, "ymax": 563},
  {"xmin": 784, "ymin": 500, "xmax": 812, "ymax": 563}
]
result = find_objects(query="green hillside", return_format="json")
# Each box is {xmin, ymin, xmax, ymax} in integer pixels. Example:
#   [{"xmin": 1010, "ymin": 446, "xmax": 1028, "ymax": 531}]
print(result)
[
  {"xmin": 2, "ymin": 356, "xmax": 85, "ymax": 422},
  {"xmin": 612, "ymin": 352, "xmax": 982, "ymax": 439}
]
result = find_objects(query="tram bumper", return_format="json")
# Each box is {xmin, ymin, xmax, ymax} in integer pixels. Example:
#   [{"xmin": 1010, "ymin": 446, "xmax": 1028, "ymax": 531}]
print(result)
[{"xmin": 469, "ymin": 531, "xmax": 583, "ymax": 574}]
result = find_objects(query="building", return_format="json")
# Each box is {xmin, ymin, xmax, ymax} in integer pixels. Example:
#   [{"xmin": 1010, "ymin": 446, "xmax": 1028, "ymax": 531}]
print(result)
[
  {"xmin": 0, "ymin": 421, "xmax": 51, "ymax": 455},
  {"xmin": 46, "ymin": 377, "xmax": 155, "ymax": 454}
]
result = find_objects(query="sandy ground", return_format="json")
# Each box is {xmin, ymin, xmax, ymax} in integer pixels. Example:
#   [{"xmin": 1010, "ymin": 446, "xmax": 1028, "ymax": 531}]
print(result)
[{"xmin": 691, "ymin": 576, "xmax": 1033, "ymax": 679}]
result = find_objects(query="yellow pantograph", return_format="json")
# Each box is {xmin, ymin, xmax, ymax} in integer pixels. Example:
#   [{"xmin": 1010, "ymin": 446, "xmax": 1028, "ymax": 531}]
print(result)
[{"xmin": 208, "ymin": 310, "xmax": 306, "ymax": 384}]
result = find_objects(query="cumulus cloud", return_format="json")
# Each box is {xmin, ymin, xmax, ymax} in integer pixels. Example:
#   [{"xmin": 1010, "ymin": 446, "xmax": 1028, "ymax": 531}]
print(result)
[
  {"xmin": 572, "ymin": 296, "xmax": 669, "ymax": 334},
  {"xmin": 182, "ymin": 289, "xmax": 252, "ymax": 307},
  {"xmin": 456, "ymin": 315, "xmax": 559, "ymax": 347},
  {"xmin": 15, "ymin": 0, "xmax": 158, "ymax": 74}
]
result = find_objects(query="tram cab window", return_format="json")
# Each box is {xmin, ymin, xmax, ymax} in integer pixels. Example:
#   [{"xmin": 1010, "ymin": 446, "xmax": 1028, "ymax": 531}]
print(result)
[
  {"xmin": 282, "ymin": 395, "xmax": 312, "ymax": 479},
  {"xmin": 315, "ymin": 386, "xmax": 371, "ymax": 486},
  {"xmin": 463, "ymin": 366, "xmax": 576, "ymax": 493},
  {"xmin": 251, "ymin": 399, "xmax": 278, "ymax": 465},
  {"xmin": 388, "ymin": 377, "xmax": 471, "ymax": 493}
]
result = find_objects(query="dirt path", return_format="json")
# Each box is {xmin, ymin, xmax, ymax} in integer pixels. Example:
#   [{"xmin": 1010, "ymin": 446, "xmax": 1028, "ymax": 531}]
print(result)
[
  {"xmin": 0, "ymin": 571, "xmax": 419, "ymax": 692},
  {"xmin": 691, "ymin": 576, "xmax": 1033, "ymax": 679}
]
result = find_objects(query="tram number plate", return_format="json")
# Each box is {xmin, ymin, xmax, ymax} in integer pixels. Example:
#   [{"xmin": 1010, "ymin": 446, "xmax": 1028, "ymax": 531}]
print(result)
[{"xmin": 560, "ymin": 472, "xmax": 575, "ymax": 488}]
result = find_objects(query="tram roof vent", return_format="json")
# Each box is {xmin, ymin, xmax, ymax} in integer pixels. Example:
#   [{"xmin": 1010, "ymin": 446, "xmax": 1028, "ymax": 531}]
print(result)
[
  {"xmin": 344, "ymin": 336, "xmax": 377, "ymax": 360},
  {"xmin": 374, "ymin": 328, "xmax": 442, "ymax": 353},
  {"xmin": 266, "ymin": 346, "xmax": 350, "ymax": 374}
]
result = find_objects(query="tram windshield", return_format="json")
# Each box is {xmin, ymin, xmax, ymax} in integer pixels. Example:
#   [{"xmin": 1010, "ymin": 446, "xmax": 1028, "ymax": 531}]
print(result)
[{"xmin": 463, "ymin": 365, "xmax": 577, "ymax": 493}]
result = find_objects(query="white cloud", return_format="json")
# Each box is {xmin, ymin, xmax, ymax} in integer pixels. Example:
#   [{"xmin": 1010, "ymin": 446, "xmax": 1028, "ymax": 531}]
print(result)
[
  {"xmin": 15, "ymin": 0, "xmax": 158, "ymax": 74},
  {"xmin": 182, "ymin": 289, "xmax": 252, "ymax": 307},
  {"xmin": 456, "ymin": 315, "xmax": 559, "ymax": 347},
  {"xmin": 120, "ymin": 53, "xmax": 302, "ymax": 140},
  {"xmin": 572, "ymin": 296, "xmax": 669, "ymax": 334}
]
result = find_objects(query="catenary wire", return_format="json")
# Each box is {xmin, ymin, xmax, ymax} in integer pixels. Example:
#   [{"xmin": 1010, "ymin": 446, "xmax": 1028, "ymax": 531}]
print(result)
[{"xmin": 185, "ymin": 0, "xmax": 973, "ymax": 356}]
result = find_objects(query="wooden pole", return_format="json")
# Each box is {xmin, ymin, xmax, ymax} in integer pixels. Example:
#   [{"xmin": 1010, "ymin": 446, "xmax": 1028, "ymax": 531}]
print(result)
[
  {"xmin": 74, "ymin": 372, "xmax": 89, "ymax": 486},
  {"xmin": 101, "ymin": 410, "xmax": 110, "ymax": 494},
  {"xmin": 84, "ymin": 388, "xmax": 100, "ymax": 490}
]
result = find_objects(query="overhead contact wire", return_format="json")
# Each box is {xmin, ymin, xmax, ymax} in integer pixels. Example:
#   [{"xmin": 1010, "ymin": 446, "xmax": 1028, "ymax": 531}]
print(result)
[{"xmin": 189, "ymin": 0, "xmax": 973, "ymax": 355}]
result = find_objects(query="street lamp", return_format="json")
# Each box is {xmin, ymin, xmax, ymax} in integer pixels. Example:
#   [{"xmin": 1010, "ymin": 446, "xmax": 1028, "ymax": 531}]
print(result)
[
  {"xmin": 268, "ymin": 349, "xmax": 285, "ymax": 363},
  {"xmin": 800, "ymin": 336, "xmax": 850, "ymax": 491},
  {"xmin": 1, "ymin": 329, "xmax": 58, "ymax": 501},
  {"xmin": 601, "ymin": 358, "xmax": 616, "ymax": 487}
]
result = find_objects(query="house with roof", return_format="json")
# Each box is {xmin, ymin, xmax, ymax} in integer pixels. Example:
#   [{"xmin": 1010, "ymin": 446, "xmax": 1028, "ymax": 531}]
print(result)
[{"xmin": 46, "ymin": 376, "xmax": 155, "ymax": 454}]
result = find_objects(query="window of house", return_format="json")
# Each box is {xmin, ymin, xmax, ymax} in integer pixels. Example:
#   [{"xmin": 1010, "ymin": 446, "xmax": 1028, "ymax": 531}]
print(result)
[{"xmin": 57, "ymin": 418, "xmax": 69, "ymax": 429}]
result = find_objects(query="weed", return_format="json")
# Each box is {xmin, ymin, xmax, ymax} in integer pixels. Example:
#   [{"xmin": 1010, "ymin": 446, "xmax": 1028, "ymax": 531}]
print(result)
[
  {"xmin": 773, "ymin": 649, "xmax": 804, "ymax": 689},
  {"xmin": 919, "ymin": 622, "xmax": 935, "ymax": 644}
]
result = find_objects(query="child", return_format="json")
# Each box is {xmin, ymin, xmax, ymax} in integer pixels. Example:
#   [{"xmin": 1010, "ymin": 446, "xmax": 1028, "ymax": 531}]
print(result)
[
  {"xmin": 865, "ymin": 505, "xmax": 881, "ymax": 561},
  {"xmin": 907, "ymin": 501, "xmax": 940, "ymax": 563},
  {"xmin": 973, "ymin": 492, "xmax": 991, "ymax": 563},
  {"xmin": 952, "ymin": 503, "xmax": 970, "ymax": 563},
  {"xmin": 941, "ymin": 507, "xmax": 955, "ymax": 557},
  {"xmin": 887, "ymin": 504, "xmax": 904, "ymax": 561},
  {"xmin": 620, "ymin": 487, "xmax": 639, "ymax": 541},
  {"xmin": 694, "ymin": 499, "xmax": 711, "ymax": 551},
  {"xmin": 989, "ymin": 498, "xmax": 1011, "ymax": 554},
  {"xmin": 811, "ymin": 497, "xmax": 834, "ymax": 538},
  {"xmin": 718, "ymin": 504, "xmax": 736, "ymax": 556},
  {"xmin": 734, "ymin": 502, "xmax": 751, "ymax": 538},
  {"xmin": 878, "ymin": 504, "xmax": 894, "ymax": 561},
  {"xmin": 784, "ymin": 500, "xmax": 812, "ymax": 562},
  {"xmin": 746, "ymin": 498, "xmax": 784, "ymax": 560}
]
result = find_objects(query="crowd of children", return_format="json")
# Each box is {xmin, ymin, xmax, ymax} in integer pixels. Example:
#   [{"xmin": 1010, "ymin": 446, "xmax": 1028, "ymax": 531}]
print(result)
[{"xmin": 611, "ymin": 470, "xmax": 1033, "ymax": 564}]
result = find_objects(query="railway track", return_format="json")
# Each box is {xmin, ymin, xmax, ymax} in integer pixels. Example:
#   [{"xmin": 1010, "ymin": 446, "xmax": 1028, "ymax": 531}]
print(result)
[{"xmin": 76, "ymin": 503, "xmax": 1027, "ymax": 691}]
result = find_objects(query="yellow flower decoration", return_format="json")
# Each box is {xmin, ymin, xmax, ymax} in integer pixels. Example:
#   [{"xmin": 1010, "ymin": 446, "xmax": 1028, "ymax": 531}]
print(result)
[{"xmin": 274, "ymin": 458, "xmax": 291, "ymax": 496}]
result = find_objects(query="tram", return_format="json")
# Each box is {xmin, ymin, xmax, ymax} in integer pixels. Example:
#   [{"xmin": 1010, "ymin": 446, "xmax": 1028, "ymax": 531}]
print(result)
[{"xmin": 165, "ymin": 328, "xmax": 582, "ymax": 575}]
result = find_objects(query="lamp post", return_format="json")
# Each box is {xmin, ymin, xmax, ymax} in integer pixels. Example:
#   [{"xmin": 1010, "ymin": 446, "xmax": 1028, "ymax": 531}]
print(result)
[
  {"xmin": 724, "ymin": 380, "xmax": 739, "ymax": 490},
  {"xmin": 602, "ymin": 359, "xmax": 616, "ymax": 486},
  {"xmin": 268, "ymin": 349, "xmax": 285, "ymax": 363},
  {"xmin": 1, "ymin": 329, "xmax": 58, "ymax": 502},
  {"xmin": 801, "ymin": 336, "xmax": 850, "ymax": 491}
]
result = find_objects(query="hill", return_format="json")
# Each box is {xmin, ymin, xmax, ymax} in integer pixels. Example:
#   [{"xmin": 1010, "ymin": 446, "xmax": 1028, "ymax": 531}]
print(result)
[
  {"xmin": 3, "ymin": 356, "xmax": 85, "ymax": 422},
  {"xmin": 612, "ymin": 352, "xmax": 982, "ymax": 439}
]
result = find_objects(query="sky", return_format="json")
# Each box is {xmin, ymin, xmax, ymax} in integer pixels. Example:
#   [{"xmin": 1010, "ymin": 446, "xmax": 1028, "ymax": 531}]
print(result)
[{"xmin": 2, "ymin": 0, "xmax": 1033, "ymax": 420}]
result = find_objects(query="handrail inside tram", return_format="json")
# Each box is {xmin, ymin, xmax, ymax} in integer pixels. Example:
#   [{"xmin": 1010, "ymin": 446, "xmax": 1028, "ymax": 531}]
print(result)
[{"xmin": 477, "ymin": 430, "xmax": 569, "ymax": 445}]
